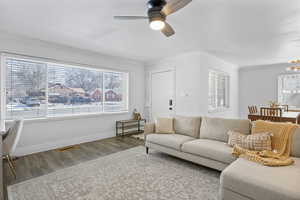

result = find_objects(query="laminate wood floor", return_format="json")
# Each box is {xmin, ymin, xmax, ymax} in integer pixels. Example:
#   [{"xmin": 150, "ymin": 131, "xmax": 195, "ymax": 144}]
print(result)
[{"xmin": 3, "ymin": 136, "xmax": 143, "ymax": 199}]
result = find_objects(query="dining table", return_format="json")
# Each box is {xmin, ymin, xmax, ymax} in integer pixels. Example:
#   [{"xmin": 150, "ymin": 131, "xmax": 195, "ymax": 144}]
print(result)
[{"xmin": 248, "ymin": 111, "xmax": 300, "ymax": 124}]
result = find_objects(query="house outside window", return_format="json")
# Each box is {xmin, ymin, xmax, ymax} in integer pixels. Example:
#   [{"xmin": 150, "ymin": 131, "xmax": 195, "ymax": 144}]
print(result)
[{"xmin": 2, "ymin": 55, "xmax": 129, "ymax": 120}]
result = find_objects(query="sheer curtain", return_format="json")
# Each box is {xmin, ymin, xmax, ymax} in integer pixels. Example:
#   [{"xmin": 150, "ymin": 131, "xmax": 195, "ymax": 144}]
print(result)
[{"xmin": 208, "ymin": 70, "xmax": 230, "ymax": 111}]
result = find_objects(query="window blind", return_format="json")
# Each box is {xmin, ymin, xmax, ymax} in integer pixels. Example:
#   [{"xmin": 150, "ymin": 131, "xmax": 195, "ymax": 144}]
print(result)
[
  {"xmin": 3, "ymin": 56, "xmax": 129, "ymax": 120},
  {"xmin": 6, "ymin": 58, "xmax": 47, "ymax": 119}
]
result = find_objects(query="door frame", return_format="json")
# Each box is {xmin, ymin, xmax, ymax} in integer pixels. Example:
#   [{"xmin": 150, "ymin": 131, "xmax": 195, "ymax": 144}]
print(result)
[{"xmin": 150, "ymin": 68, "xmax": 176, "ymax": 121}]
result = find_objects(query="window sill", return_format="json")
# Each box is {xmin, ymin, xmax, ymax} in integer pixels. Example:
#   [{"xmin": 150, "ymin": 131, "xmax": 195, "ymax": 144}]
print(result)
[
  {"xmin": 5, "ymin": 111, "xmax": 130, "ymax": 124},
  {"xmin": 208, "ymin": 107, "xmax": 230, "ymax": 113}
]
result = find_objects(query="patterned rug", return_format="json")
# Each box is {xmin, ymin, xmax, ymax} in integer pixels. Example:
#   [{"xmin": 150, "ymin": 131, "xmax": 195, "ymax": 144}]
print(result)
[{"xmin": 8, "ymin": 146, "xmax": 220, "ymax": 200}]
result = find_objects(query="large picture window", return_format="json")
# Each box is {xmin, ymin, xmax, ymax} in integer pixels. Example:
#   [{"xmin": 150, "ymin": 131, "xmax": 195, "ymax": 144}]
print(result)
[
  {"xmin": 208, "ymin": 70, "xmax": 230, "ymax": 112},
  {"xmin": 3, "ymin": 56, "xmax": 129, "ymax": 120}
]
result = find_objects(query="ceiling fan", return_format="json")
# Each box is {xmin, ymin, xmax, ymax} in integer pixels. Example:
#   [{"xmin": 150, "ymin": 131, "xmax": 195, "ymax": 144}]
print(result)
[{"xmin": 114, "ymin": 0, "xmax": 192, "ymax": 37}]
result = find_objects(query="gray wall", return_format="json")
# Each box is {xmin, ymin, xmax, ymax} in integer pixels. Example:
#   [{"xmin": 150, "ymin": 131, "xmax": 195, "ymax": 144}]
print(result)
[{"xmin": 239, "ymin": 63, "xmax": 294, "ymax": 118}]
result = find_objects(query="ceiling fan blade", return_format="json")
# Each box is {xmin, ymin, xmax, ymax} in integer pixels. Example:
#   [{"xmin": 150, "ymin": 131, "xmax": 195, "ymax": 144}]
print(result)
[
  {"xmin": 161, "ymin": 22, "xmax": 175, "ymax": 37},
  {"xmin": 114, "ymin": 16, "xmax": 149, "ymax": 20},
  {"xmin": 162, "ymin": 0, "xmax": 192, "ymax": 16}
]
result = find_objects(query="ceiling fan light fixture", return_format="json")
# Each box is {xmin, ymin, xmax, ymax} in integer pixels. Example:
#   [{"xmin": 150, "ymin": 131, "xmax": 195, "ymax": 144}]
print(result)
[
  {"xmin": 114, "ymin": 0, "xmax": 192, "ymax": 37},
  {"xmin": 150, "ymin": 20, "xmax": 165, "ymax": 30}
]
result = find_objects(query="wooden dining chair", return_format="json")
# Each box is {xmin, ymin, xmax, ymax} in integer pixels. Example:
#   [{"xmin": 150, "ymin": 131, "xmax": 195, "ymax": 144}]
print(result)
[
  {"xmin": 249, "ymin": 108, "xmax": 283, "ymax": 122},
  {"xmin": 248, "ymin": 114, "xmax": 284, "ymax": 122},
  {"xmin": 260, "ymin": 107, "xmax": 282, "ymax": 117},
  {"xmin": 248, "ymin": 106, "xmax": 258, "ymax": 114},
  {"xmin": 281, "ymin": 105, "xmax": 289, "ymax": 112},
  {"xmin": 259, "ymin": 115, "xmax": 283, "ymax": 122}
]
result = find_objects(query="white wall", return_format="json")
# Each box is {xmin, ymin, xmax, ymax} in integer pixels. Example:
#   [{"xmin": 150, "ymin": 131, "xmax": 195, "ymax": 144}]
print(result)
[
  {"xmin": 145, "ymin": 51, "xmax": 239, "ymax": 120},
  {"xmin": 239, "ymin": 63, "xmax": 293, "ymax": 118},
  {"xmin": 0, "ymin": 32, "xmax": 145, "ymax": 156}
]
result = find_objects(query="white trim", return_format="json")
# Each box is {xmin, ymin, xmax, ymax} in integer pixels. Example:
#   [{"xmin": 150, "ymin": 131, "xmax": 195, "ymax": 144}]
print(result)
[
  {"xmin": 6, "ymin": 111, "xmax": 129, "ymax": 124},
  {"xmin": 14, "ymin": 130, "xmax": 115, "ymax": 156},
  {"xmin": 0, "ymin": 55, "xmax": 6, "ymax": 131},
  {"xmin": 1, "ymin": 52, "xmax": 131, "ymax": 73}
]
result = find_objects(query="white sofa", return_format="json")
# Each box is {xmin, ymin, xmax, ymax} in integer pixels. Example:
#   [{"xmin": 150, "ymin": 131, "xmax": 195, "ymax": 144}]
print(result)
[{"xmin": 144, "ymin": 116, "xmax": 300, "ymax": 200}]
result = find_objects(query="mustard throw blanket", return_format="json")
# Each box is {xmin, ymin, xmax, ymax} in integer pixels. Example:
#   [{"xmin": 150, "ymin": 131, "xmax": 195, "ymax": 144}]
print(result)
[{"xmin": 232, "ymin": 120, "xmax": 297, "ymax": 166}]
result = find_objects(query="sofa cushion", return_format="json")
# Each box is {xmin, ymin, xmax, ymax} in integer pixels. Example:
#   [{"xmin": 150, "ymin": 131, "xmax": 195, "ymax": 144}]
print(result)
[
  {"xmin": 227, "ymin": 130, "xmax": 272, "ymax": 151},
  {"xmin": 181, "ymin": 139, "xmax": 236, "ymax": 164},
  {"xmin": 156, "ymin": 117, "xmax": 175, "ymax": 134},
  {"xmin": 174, "ymin": 115, "xmax": 201, "ymax": 138},
  {"xmin": 291, "ymin": 127, "xmax": 300, "ymax": 157},
  {"xmin": 221, "ymin": 157, "xmax": 300, "ymax": 200},
  {"xmin": 146, "ymin": 133, "xmax": 195, "ymax": 150},
  {"xmin": 200, "ymin": 117, "xmax": 251, "ymax": 142}
]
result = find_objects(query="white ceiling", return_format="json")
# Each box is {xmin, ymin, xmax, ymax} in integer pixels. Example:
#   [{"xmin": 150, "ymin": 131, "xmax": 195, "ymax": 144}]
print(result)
[{"xmin": 0, "ymin": 0, "xmax": 300, "ymax": 66}]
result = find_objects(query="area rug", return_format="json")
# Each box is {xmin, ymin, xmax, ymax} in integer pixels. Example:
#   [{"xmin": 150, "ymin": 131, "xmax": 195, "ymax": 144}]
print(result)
[{"xmin": 8, "ymin": 146, "xmax": 220, "ymax": 200}]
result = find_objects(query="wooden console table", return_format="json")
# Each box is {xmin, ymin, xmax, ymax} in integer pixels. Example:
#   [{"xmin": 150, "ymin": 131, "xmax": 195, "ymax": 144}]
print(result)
[{"xmin": 116, "ymin": 119, "xmax": 146, "ymax": 136}]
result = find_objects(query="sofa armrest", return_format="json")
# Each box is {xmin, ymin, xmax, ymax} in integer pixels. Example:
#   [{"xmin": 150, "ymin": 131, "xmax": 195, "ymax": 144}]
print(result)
[
  {"xmin": 144, "ymin": 123, "xmax": 155, "ymax": 140},
  {"xmin": 144, "ymin": 123, "xmax": 155, "ymax": 134}
]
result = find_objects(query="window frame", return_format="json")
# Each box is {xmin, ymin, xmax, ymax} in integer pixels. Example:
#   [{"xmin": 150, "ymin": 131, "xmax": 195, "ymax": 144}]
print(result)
[
  {"xmin": 277, "ymin": 73, "xmax": 300, "ymax": 105},
  {"xmin": 0, "ymin": 56, "xmax": 6, "ymax": 130},
  {"xmin": 1, "ymin": 53, "xmax": 130, "ymax": 121},
  {"xmin": 208, "ymin": 69, "xmax": 230, "ymax": 113}
]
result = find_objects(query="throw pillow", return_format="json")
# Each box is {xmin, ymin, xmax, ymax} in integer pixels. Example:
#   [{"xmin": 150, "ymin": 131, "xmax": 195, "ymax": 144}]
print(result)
[
  {"xmin": 227, "ymin": 130, "xmax": 272, "ymax": 151},
  {"xmin": 156, "ymin": 117, "xmax": 175, "ymax": 134},
  {"xmin": 200, "ymin": 117, "xmax": 251, "ymax": 142},
  {"xmin": 174, "ymin": 116, "xmax": 201, "ymax": 138}
]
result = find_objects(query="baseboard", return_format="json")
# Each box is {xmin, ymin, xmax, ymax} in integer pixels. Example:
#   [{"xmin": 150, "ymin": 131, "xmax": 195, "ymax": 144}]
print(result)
[{"xmin": 14, "ymin": 131, "xmax": 115, "ymax": 156}]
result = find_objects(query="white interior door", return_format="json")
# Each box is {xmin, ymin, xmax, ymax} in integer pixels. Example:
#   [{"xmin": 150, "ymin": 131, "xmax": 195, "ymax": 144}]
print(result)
[{"xmin": 151, "ymin": 70, "xmax": 175, "ymax": 121}]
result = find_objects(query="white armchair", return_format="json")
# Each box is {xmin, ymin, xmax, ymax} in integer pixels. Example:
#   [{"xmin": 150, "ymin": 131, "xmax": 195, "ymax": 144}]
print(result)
[{"xmin": 3, "ymin": 119, "xmax": 23, "ymax": 178}]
